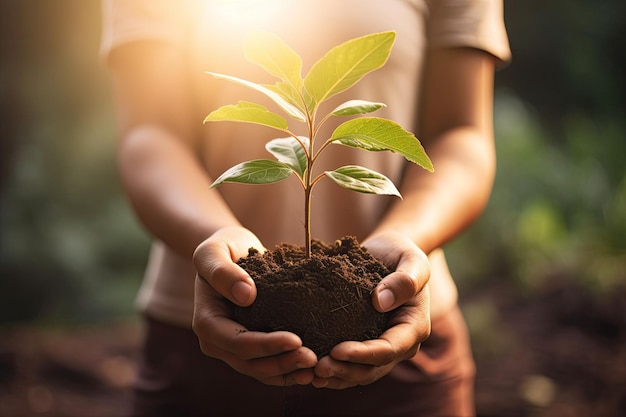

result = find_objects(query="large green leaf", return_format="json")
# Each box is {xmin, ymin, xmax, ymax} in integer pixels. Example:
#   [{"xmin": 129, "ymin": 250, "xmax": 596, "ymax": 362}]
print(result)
[
  {"xmin": 265, "ymin": 136, "xmax": 309, "ymax": 178},
  {"xmin": 210, "ymin": 160, "xmax": 294, "ymax": 188},
  {"xmin": 331, "ymin": 100, "xmax": 386, "ymax": 116},
  {"xmin": 207, "ymin": 72, "xmax": 306, "ymax": 121},
  {"xmin": 244, "ymin": 31, "xmax": 303, "ymax": 92},
  {"xmin": 325, "ymin": 165, "xmax": 401, "ymax": 197},
  {"xmin": 330, "ymin": 117, "xmax": 434, "ymax": 172},
  {"xmin": 304, "ymin": 31, "xmax": 395, "ymax": 110},
  {"xmin": 204, "ymin": 101, "xmax": 288, "ymax": 130}
]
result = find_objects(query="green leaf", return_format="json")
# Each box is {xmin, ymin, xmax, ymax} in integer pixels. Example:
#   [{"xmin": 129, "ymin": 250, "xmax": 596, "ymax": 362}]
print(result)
[
  {"xmin": 331, "ymin": 100, "xmax": 386, "ymax": 116},
  {"xmin": 325, "ymin": 165, "xmax": 401, "ymax": 197},
  {"xmin": 265, "ymin": 136, "xmax": 309, "ymax": 178},
  {"xmin": 210, "ymin": 160, "xmax": 294, "ymax": 188},
  {"xmin": 207, "ymin": 72, "xmax": 306, "ymax": 121},
  {"xmin": 244, "ymin": 31, "xmax": 303, "ymax": 92},
  {"xmin": 204, "ymin": 101, "xmax": 288, "ymax": 130},
  {"xmin": 304, "ymin": 31, "xmax": 395, "ymax": 110},
  {"xmin": 330, "ymin": 117, "xmax": 434, "ymax": 172},
  {"xmin": 262, "ymin": 82, "xmax": 305, "ymax": 113}
]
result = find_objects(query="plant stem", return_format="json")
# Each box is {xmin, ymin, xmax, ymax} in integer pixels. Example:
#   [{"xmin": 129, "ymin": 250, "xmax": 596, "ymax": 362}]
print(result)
[
  {"xmin": 304, "ymin": 107, "xmax": 316, "ymax": 258},
  {"xmin": 304, "ymin": 180, "xmax": 312, "ymax": 258}
]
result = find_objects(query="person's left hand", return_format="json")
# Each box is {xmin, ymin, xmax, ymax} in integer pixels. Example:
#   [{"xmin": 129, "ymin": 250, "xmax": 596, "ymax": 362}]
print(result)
[{"xmin": 312, "ymin": 231, "xmax": 431, "ymax": 389}]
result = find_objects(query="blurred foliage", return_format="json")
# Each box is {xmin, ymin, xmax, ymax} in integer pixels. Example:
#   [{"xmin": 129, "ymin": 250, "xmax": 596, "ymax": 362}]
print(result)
[
  {"xmin": 0, "ymin": 1, "xmax": 149, "ymax": 324},
  {"xmin": 448, "ymin": 0, "xmax": 626, "ymax": 295},
  {"xmin": 0, "ymin": 0, "xmax": 624, "ymax": 325},
  {"xmin": 449, "ymin": 91, "xmax": 626, "ymax": 293}
]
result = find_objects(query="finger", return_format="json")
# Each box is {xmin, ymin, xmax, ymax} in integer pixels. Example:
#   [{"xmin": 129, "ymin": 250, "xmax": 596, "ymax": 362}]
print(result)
[
  {"xmin": 234, "ymin": 347, "xmax": 318, "ymax": 382},
  {"xmin": 246, "ymin": 370, "xmax": 314, "ymax": 387},
  {"xmin": 362, "ymin": 235, "xmax": 429, "ymax": 312},
  {"xmin": 195, "ymin": 316, "xmax": 305, "ymax": 360},
  {"xmin": 372, "ymin": 256, "xmax": 429, "ymax": 312},
  {"xmin": 326, "ymin": 339, "xmax": 396, "ymax": 367},
  {"xmin": 259, "ymin": 368, "xmax": 315, "ymax": 387},
  {"xmin": 207, "ymin": 263, "xmax": 257, "ymax": 307},
  {"xmin": 194, "ymin": 241, "xmax": 257, "ymax": 306},
  {"xmin": 331, "ymin": 289, "xmax": 431, "ymax": 366},
  {"xmin": 193, "ymin": 278, "xmax": 302, "ymax": 359},
  {"xmin": 312, "ymin": 356, "xmax": 391, "ymax": 389},
  {"xmin": 333, "ymin": 323, "xmax": 426, "ymax": 365},
  {"xmin": 312, "ymin": 376, "xmax": 357, "ymax": 390},
  {"xmin": 193, "ymin": 304, "xmax": 319, "ymax": 386},
  {"xmin": 215, "ymin": 343, "xmax": 317, "ymax": 385}
]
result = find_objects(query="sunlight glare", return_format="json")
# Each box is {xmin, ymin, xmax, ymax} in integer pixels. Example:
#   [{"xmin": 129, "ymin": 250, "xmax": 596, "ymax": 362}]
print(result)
[{"xmin": 206, "ymin": 0, "xmax": 287, "ymax": 28}]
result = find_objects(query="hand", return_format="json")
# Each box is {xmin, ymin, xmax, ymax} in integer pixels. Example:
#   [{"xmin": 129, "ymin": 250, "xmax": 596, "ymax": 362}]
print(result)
[
  {"xmin": 312, "ymin": 231, "xmax": 431, "ymax": 389},
  {"xmin": 192, "ymin": 226, "xmax": 318, "ymax": 386}
]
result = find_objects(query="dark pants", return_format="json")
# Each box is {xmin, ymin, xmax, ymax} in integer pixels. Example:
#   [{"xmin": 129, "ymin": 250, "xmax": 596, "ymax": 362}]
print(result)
[{"xmin": 131, "ymin": 306, "xmax": 475, "ymax": 417}]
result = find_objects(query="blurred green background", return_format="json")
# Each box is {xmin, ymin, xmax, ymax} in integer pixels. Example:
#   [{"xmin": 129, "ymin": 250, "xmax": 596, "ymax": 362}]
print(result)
[
  {"xmin": 1, "ymin": 1, "xmax": 149, "ymax": 324},
  {"xmin": 1, "ymin": 1, "xmax": 625, "ymax": 416}
]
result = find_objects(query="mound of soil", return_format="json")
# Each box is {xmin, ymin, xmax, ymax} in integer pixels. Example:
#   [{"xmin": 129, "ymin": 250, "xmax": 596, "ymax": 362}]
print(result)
[{"xmin": 231, "ymin": 236, "xmax": 391, "ymax": 357}]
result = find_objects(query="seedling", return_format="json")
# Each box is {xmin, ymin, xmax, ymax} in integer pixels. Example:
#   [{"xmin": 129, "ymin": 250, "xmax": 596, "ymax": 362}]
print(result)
[{"xmin": 205, "ymin": 31, "xmax": 433, "ymax": 257}]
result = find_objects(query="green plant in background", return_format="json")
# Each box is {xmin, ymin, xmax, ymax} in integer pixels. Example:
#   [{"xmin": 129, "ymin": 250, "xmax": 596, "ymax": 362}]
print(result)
[
  {"xmin": 447, "ymin": 92, "xmax": 626, "ymax": 294},
  {"xmin": 204, "ymin": 31, "xmax": 433, "ymax": 257}
]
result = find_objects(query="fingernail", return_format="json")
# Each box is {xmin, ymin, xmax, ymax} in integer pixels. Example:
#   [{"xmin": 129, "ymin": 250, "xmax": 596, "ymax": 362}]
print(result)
[
  {"xmin": 232, "ymin": 281, "xmax": 252, "ymax": 304},
  {"xmin": 378, "ymin": 289, "xmax": 395, "ymax": 311}
]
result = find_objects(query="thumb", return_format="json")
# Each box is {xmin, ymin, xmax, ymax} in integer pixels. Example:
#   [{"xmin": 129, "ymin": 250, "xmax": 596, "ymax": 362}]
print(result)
[{"xmin": 193, "ymin": 237, "xmax": 257, "ymax": 307}]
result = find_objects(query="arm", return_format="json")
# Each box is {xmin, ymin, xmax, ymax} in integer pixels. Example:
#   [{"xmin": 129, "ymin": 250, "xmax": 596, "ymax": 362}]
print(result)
[
  {"xmin": 109, "ymin": 42, "xmax": 240, "ymax": 258},
  {"xmin": 108, "ymin": 42, "xmax": 318, "ymax": 385},
  {"xmin": 313, "ymin": 47, "xmax": 497, "ymax": 389},
  {"xmin": 373, "ymin": 47, "xmax": 497, "ymax": 255}
]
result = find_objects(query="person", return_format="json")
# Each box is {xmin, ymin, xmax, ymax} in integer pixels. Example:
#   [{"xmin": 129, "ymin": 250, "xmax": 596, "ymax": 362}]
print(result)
[{"xmin": 101, "ymin": 0, "xmax": 510, "ymax": 415}]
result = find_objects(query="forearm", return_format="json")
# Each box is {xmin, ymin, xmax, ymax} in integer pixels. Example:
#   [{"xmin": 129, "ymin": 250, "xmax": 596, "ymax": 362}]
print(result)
[
  {"xmin": 118, "ymin": 125, "xmax": 241, "ymax": 259},
  {"xmin": 370, "ymin": 126, "xmax": 495, "ymax": 255}
]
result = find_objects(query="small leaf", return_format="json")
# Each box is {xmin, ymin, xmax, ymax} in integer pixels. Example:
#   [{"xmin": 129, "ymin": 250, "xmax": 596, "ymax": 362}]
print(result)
[
  {"xmin": 244, "ymin": 31, "xmax": 304, "ymax": 92},
  {"xmin": 204, "ymin": 101, "xmax": 288, "ymax": 130},
  {"xmin": 266, "ymin": 136, "xmax": 309, "ymax": 178},
  {"xmin": 325, "ymin": 165, "xmax": 401, "ymax": 197},
  {"xmin": 207, "ymin": 72, "xmax": 306, "ymax": 121},
  {"xmin": 210, "ymin": 160, "xmax": 293, "ymax": 188},
  {"xmin": 331, "ymin": 100, "xmax": 386, "ymax": 116},
  {"xmin": 331, "ymin": 118, "xmax": 434, "ymax": 172},
  {"xmin": 304, "ymin": 31, "xmax": 395, "ymax": 110}
]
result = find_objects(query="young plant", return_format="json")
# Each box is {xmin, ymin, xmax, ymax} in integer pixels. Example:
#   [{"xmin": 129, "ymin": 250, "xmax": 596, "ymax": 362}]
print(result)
[{"xmin": 205, "ymin": 31, "xmax": 433, "ymax": 257}]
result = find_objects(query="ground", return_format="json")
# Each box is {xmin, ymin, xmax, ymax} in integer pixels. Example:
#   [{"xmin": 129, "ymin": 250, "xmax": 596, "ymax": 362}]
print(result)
[{"xmin": 1, "ymin": 281, "xmax": 624, "ymax": 417}]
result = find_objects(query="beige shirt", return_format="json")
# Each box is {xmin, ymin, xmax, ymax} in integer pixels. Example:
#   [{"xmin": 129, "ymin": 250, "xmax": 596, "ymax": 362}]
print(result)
[{"xmin": 102, "ymin": 0, "xmax": 511, "ymax": 327}]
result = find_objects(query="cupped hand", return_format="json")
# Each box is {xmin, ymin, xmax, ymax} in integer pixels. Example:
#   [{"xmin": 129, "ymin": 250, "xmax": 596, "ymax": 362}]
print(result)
[
  {"xmin": 192, "ymin": 226, "xmax": 318, "ymax": 386},
  {"xmin": 312, "ymin": 231, "xmax": 431, "ymax": 389}
]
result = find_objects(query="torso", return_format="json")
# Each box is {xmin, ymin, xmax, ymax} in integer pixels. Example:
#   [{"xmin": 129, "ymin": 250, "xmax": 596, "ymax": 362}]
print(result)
[{"xmin": 142, "ymin": 0, "xmax": 459, "ymax": 326}]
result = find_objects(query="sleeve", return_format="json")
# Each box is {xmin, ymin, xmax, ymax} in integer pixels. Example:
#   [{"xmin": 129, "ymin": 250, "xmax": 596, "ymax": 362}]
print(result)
[
  {"xmin": 425, "ymin": 0, "xmax": 511, "ymax": 66},
  {"xmin": 100, "ymin": 0, "xmax": 190, "ymax": 61}
]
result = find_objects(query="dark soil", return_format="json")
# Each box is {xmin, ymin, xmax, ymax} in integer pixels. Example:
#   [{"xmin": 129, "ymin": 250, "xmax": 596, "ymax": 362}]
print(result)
[
  {"xmin": 0, "ymin": 322, "xmax": 139, "ymax": 417},
  {"xmin": 232, "ymin": 236, "xmax": 392, "ymax": 357}
]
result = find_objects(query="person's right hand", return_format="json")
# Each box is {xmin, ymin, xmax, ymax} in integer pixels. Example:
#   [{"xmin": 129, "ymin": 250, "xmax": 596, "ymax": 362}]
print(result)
[{"xmin": 192, "ymin": 226, "xmax": 318, "ymax": 386}]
